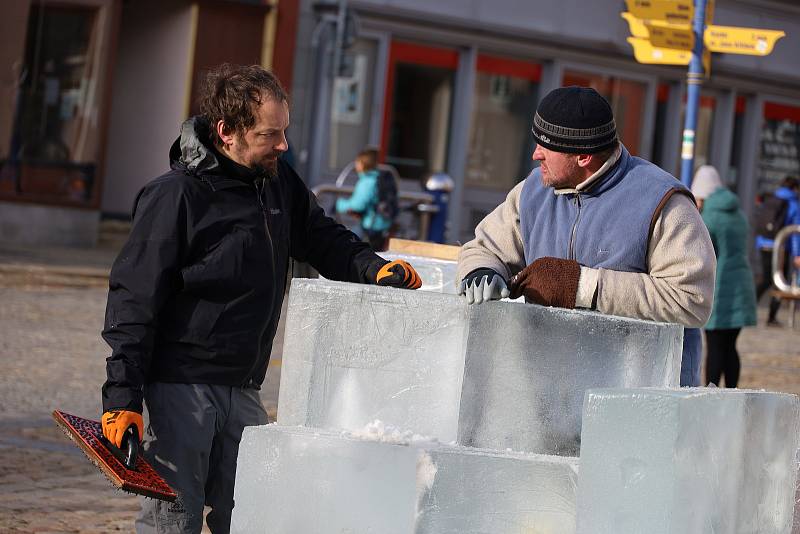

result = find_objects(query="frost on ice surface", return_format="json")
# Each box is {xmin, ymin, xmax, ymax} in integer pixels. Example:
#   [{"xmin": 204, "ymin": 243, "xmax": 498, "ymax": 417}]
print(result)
[{"xmin": 346, "ymin": 419, "xmax": 440, "ymax": 446}]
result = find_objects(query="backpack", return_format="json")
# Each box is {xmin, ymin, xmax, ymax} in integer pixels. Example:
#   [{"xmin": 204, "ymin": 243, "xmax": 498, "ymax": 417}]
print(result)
[
  {"xmin": 753, "ymin": 195, "xmax": 789, "ymax": 239},
  {"xmin": 375, "ymin": 170, "xmax": 399, "ymax": 220}
]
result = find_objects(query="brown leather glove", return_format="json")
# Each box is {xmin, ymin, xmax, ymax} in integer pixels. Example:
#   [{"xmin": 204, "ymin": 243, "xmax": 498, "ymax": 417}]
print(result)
[
  {"xmin": 509, "ymin": 257, "xmax": 581, "ymax": 309},
  {"xmin": 376, "ymin": 259, "xmax": 422, "ymax": 289},
  {"xmin": 101, "ymin": 409, "xmax": 143, "ymax": 448}
]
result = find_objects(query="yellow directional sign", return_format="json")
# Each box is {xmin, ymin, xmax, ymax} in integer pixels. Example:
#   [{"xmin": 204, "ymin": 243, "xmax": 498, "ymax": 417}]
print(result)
[
  {"xmin": 621, "ymin": 12, "xmax": 649, "ymax": 39},
  {"xmin": 625, "ymin": 0, "xmax": 693, "ymax": 25},
  {"xmin": 704, "ymin": 25, "xmax": 785, "ymax": 56},
  {"xmin": 648, "ymin": 23, "xmax": 694, "ymax": 50},
  {"xmin": 621, "ymin": 12, "xmax": 693, "ymax": 50},
  {"xmin": 627, "ymin": 37, "xmax": 691, "ymax": 65}
]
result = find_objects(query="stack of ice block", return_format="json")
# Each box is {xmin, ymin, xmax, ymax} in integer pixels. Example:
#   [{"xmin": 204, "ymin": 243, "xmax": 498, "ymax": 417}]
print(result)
[
  {"xmin": 379, "ymin": 252, "xmax": 458, "ymax": 293},
  {"xmin": 576, "ymin": 388, "xmax": 800, "ymax": 534},
  {"xmin": 232, "ymin": 424, "xmax": 579, "ymax": 534},
  {"xmin": 277, "ymin": 278, "xmax": 683, "ymax": 456},
  {"xmin": 232, "ymin": 276, "xmax": 800, "ymax": 533}
]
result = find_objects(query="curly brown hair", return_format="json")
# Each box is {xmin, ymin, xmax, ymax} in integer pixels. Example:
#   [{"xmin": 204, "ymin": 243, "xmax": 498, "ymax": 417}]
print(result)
[{"xmin": 198, "ymin": 64, "xmax": 289, "ymax": 146}]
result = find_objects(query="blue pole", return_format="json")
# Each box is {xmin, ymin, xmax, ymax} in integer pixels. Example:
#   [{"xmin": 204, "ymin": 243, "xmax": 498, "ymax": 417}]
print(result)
[{"xmin": 680, "ymin": 0, "xmax": 708, "ymax": 187}]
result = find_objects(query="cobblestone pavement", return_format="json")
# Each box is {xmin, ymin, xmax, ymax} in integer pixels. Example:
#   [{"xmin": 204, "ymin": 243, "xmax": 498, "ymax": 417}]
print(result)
[
  {"xmin": 0, "ymin": 258, "xmax": 798, "ymax": 532},
  {"xmin": 0, "ymin": 280, "xmax": 281, "ymax": 533}
]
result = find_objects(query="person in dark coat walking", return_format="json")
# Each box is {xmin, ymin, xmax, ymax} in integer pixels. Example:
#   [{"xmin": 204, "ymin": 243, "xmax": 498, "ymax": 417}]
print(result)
[
  {"xmin": 99, "ymin": 64, "xmax": 421, "ymax": 534},
  {"xmin": 692, "ymin": 165, "xmax": 757, "ymax": 387}
]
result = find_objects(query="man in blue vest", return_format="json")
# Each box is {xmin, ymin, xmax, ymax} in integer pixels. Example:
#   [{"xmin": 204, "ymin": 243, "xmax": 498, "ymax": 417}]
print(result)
[{"xmin": 457, "ymin": 86, "xmax": 715, "ymax": 386}]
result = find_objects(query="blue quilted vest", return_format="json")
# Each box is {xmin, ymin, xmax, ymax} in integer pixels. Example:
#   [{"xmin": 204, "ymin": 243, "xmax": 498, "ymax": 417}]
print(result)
[{"xmin": 519, "ymin": 146, "xmax": 700, "ymax": 386}]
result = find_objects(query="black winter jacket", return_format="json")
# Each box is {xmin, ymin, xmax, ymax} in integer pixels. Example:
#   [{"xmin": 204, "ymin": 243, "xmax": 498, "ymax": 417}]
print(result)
[{"xmin": 102, "ymin": 117, "xmax": 386, "ymax": 412}]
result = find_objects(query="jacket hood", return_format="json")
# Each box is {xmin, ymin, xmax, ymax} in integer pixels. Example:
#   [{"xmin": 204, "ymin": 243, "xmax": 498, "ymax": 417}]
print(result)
[
  {"xmin": 704, "ymin": 186, "xmax": 740, "ymax": 212},
  {"xmin": 169, "ymin": 116, "xmax": 222, "ymax": 175},
  {"xmin": 168, "ymin": 116, "xmax": 270, "ymax": 184},
  {"xmin": 691, "ymin": 165, "xmax": 723, "ymax": 200}
]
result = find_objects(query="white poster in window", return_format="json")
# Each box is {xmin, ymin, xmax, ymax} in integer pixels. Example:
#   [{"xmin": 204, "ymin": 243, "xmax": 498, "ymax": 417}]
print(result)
[{"xmin": 332, "ymin": 54, "xmax": 366, "ymax": 125}]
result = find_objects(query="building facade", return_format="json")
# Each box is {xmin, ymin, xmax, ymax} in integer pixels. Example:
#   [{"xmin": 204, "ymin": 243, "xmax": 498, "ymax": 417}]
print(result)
[
  {"xmin": 0, "ymin": 0, "xmax": 300, "ymax": 245},
  {"xmin": 290, "ymin": 0, "xmax": 800, "ymax": 244}
]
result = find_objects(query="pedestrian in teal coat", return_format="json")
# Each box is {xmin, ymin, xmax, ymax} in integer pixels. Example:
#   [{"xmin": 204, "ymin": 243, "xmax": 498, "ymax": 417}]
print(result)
[
  {"xmin": 336, "ymin": 148, "xmax": 393, "ymax": 250},
  {"xmin": 692, "ymin": 165, "xmax": 757, "ymax": 387}
]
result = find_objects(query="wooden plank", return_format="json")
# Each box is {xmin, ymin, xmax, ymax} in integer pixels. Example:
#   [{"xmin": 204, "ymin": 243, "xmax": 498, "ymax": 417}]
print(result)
[{"xmin": 386, "ymin": 238, "xmax": 460, "ymax": 261}]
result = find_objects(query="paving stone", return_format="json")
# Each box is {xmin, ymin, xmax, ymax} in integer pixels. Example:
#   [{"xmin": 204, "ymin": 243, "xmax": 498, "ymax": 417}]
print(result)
[{"xmin": 0, "ymin": 245, "xmax": 796, "ymax": 531}]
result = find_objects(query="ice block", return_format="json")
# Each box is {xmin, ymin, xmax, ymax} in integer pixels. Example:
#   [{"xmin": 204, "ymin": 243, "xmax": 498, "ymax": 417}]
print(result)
[
  {"xmin": 277, "ymin": 279, "xmax": 468, "ymax": 442},
  {"xmin": 380, "ymin": 252, "xmax": 458, "ymax": 293},
  {"xmin": 576, "ymin": 388, "xmax": 800, "ymax": 534},
  {"xmin": 231, "ymin": 423, "xmax": 579, "ymax": 534},
  {"xmin": 457, "ymin": 303, "xmax": 683, "ymax": 456},
  {"xmin": 279, "ymin": 279, "xmax": 683, "ymax": 455}
]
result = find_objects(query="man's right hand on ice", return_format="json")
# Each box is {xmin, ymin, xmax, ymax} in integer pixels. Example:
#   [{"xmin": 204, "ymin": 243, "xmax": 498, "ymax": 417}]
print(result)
[
  {"xmin": 458, "ymin": 268, "xmax": 510, "ymax": 304},
  {"xmin": 101, "ymin": 409, "xmax": 143, "ymax": 448},
  {"xmin": 376, "ymin": 259, "xmax": 423, "ymax": 289}
]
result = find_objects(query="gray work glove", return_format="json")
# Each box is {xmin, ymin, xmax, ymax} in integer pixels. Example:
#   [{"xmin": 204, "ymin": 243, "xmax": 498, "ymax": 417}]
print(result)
[{"xmin": 458, "ymin": 268, "xmax": 510, "ymax": 305}]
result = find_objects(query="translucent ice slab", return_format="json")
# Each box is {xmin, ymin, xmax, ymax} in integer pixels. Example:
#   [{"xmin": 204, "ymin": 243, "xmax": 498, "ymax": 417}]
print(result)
[
  {"xmin": 278, "ymin": 279, "xmax": 683, "ymax": 455},
  {"xmin": 379, "ymin": 252, "xmax": 458, "ymax": 293},
  {"xmin": 277, "ymin": 279, "xmax": 468, "ymax": 442},
  {"xmin": 457, "ymin": 302, "xmax": 682, "ymax": 456},
  {"xmin": 231, "ymin": 423, "xmax": 579, "ymax": 534},
  {"xmin": 576, "ymin": 388, "xmax": 800, "ymax": 534}
]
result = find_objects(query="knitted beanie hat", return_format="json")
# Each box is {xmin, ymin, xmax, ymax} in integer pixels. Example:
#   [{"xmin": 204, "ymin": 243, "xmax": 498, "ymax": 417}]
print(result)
[
  {"xmin": 531, "ymin": 86, "xmax": 617, "ymax": 154},
  {"xmin": 691, "ymin": 165, "xmax": 724, "ymax": 199}
]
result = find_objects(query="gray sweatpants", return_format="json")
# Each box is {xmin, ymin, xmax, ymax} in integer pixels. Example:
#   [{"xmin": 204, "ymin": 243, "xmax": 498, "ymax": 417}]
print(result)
[{"xmin": 135, "ymin": 383, "xmax": 268, "ymax": 534}]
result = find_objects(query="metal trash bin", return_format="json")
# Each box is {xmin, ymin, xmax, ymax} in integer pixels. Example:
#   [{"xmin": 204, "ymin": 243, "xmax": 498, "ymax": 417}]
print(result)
[{"xmin": 424, "ymin": 173, "xmax": 454, "ymax": 243}]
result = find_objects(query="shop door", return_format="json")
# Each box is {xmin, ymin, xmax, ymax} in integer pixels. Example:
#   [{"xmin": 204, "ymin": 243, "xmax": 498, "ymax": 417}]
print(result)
[
  {"xmin": 381, "ymin": 42, "xmax": 458, "ymax": 189},
  {"xmin": 461, "ymin": 54, "xmax": 541, "ymax": 240}
]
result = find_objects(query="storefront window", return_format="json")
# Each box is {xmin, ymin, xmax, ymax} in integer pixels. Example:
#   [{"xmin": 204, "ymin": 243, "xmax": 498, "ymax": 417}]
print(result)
[
  {"xmin": 758, "ymin": 101, "xmax": 800, "ymax": 194},
  {"xmin": 727, "ymin": 96, "xmax": 746, "ymax": 192},
  {"xmin": 382, "ymin": 42, "xmax": 457, "ymax": 185},
  {"xmin": 327, "ymin": 38, "xmax": 380, "ymax": 174},
  {"xmin": 651, "ymin": 84, "xmax": 670, "ymax": 170},
  {"xmin": 562, "ymin": 71, "xmax": 647, "ymax": 155},
  {"xmin": 465, "ymin": 55, "xmax": 540, "ymax": 190},
  {"xmin": 0, "ymin": 3, "xmax": 104, "ymax": 205}
]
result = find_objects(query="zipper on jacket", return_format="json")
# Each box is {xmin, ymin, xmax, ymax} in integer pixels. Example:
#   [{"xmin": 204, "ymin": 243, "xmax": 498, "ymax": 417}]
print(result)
[
  {"xmin": 568, "ymin": 194, "xmax": 582, "ymax": 260},
  {"xmin": 254, "ymin": 179, "xmax": 270, "ymax": 235},
  {"xmin": 241, "ymin": 178, "xmax": 278, "ymax": 389}
]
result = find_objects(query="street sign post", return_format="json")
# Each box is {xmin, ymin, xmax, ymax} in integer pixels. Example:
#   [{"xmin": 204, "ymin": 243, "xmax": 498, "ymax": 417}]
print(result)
[
  {"xmin": 622, "ymin": 0, "xmax": 784, "ymax": 186},
  {"xmin": 680, "ymin": 0, "xmax": 708, "ymax": 187}
]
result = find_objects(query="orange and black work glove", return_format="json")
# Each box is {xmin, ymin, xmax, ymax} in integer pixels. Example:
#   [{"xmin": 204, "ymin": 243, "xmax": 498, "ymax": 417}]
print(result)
[
  {"xmin": 509, "ymin": 257, "xmax": 581, "ymax": 309},
  {"xmin": 376, "ymin": 259, "xmax": 422, "ymax": 289},
  {"xmin": 101, "ymin": 409, "xmax": 143, "ymax": 449}
]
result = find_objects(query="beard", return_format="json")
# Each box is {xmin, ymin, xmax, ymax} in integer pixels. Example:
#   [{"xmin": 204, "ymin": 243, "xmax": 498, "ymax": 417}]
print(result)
[
  {"xmin": 256, "ymin": 157, "xmax": 279, "ymax": 178},
  {"xmin": 249, "ymin": 160, "xmax": 278, "ymax": 179},
  {"xmin": 235, "ymin": 134, "xmax": 280, "ymax": 178}
]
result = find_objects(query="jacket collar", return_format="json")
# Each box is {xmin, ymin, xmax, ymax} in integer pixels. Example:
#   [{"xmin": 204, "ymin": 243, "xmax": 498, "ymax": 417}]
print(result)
[
  {"xmin": 169, "ymin": 116, "xmax": 268, "ymax": 190},
  {"xmin": 552, "ymin": 144, "xmax": 627, "ymax": 197}
]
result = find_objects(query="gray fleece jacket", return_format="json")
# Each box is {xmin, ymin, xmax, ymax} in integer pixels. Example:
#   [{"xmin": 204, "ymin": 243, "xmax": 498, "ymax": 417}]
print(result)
[{"xmin": 458, "ymin": 147, "xmax": 715, "ymax": 328}]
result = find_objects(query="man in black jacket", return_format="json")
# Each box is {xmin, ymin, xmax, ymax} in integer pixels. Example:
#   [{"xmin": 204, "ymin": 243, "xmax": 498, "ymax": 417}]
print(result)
[{"xmin": 100, "ymin": 64, "xmax": 421, "ymax": 533}]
